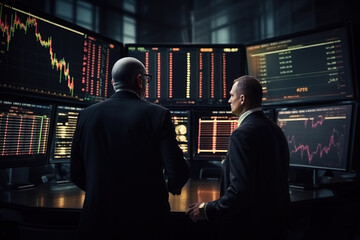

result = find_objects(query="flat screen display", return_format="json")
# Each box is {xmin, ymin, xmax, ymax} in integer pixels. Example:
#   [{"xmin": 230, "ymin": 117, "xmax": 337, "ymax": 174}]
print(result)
[
  {"xmin": 125, "ymin": 44, "xmax": 245, "ymax": 106},
  {"xmin": 277, "ymin": 104, "xmax": 353, "ymax": 170},
  {"xmin": 49, "ymin": 105, "xmax": 82, "ymax": 163},
  {"xmin": 0, "ymin": 2, "xmax": 122, "ymax": 104},
  {"xmin": 246, "ymin": 26, "xmax": 355, "ymax": 105},
  {"xmin": 0, "ymin": 99, "xmax": 52, "ymax": 168}
]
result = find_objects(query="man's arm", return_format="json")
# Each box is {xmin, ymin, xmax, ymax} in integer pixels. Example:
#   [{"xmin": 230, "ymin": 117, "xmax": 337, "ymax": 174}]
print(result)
[
  {"xmin": 159, "ymin": 110, "xmax": 189, "ymax": 195},
  {"xmin": 206, "ymin": 129, "xmax": 254, "ymax": 220},
  {"xmin": 70, "ymin": 113, "xmax": 86, "ymax": 191}
]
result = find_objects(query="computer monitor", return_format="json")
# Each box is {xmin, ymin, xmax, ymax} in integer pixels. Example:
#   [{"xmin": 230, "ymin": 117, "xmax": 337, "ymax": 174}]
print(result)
[
  {"xmin": 0, "ymin": 1, "xmax": 122, "ymax": 104},
  {"xmin": 277, "ymin": 104, "xmax": 355, "ymax": 171},
  {"xmin": 49, "ymin": 105, "xmax": 83, "ymax": 163},
  {"xmin": 192, "ymin": 110, "xmax": 238, "ymax": 160},
  {"xmin": 0, "ymin": 99, "xmax": 52, "ymax": 168},
  {"xmin": 192, "ymin": 108, "xmax": 275, "ymax": 161},
  {"xmin": 170, "ymin": 110, "xmax": 190, "ymax": 158},
  {"xmin": 125, "ymin": 44, "xmax": 245, "ymax": 106},
  {"xmin": 246, "ymin": 24, "xmax": 356, "ymax": 105}
]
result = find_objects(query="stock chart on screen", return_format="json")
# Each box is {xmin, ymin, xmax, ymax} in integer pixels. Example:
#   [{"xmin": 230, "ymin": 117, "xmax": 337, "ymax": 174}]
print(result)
[
  {"xmin": 0, "ymin": 2, "xmax": 121, "ymax": 104},
  {"xmin": 0, "ymin": 99, "xmax": 52, "ymax": 167},
  {"xmin": 126, "ymin": 44, "xmax": 244, "ymax": 106},
  {"xmin": 246, "ymin": 26, "xmax": 355, "ymax": 105},
  {"xmin": 277, "ymin": 104, "xmax": 353, "ymax": 170}
]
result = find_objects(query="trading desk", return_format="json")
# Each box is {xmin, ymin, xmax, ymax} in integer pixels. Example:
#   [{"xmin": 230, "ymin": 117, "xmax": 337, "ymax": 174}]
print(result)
[
  {"xmin": 0, "ymin": 179, "xmax": 337, "ymax": 240},
  {"xmin": 0, "ymin": 179, "xmax": 335, "ymax": 212}
]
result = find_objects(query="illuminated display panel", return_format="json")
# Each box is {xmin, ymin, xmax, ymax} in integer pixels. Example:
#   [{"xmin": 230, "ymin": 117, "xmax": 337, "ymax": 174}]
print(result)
[
  {"xmin": 193, "ymin": 108, "xmax": 279, "ymax": 160},
  {"xmin": 246, "ymin": 26, "xmax": 355, "ymax": 105},
  {"xmin": 277, "ymin": 104, "xmax": 353, "ymax": 170},
  {"xmin": 125, "ymin": 44, "xmax": 245, "ymax": 106},
  {"xmin": 0, "ymin": 2, "xmax": 121, "ymax": 104},
  {"xmin": 170, "ymin": 110, "xmax": 190, "ymax": 158},
  {"xmin": 0, "ymin": 99, "xmax": 52, "ymax": 168},
  {"xmin": 50, "ymin": 105, "xmax": 82, "ymax": 163},
  {"xmin": 193, "ymin": 111, "xmax": 238, "ymax": 160}
]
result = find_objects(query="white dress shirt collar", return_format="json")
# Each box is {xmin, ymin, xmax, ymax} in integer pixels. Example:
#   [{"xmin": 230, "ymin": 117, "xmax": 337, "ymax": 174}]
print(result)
[{"xmin": 238, "ymin": 107, "xmax": 262, "ymax": 126}]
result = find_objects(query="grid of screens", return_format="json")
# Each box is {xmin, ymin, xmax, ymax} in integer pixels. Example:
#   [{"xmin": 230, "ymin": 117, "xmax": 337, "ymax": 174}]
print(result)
[
  {"xmin": 246, "ymin": 26, "xmax": 355, "ymax": 104},
  {"xmin": 0, "ymin": 99, "xmax": 52, "ymax": 168},
  {"xmin": 277, "ymin": 104, "xmax": 353, "ymax": 170},
  {"xmin": 50, "ymin": 105, "xmax": 83, "ymax": 163},
  {"xmin": 170, "ymin": 110, "xmax": 190, "ymax": 158},
  {"xmin": 0, "ymin": 2, "xmax": 121, "ymax": 103},
  {"xmin": 126, "ymin": 44, "xmax": 244, "ymax": 106}
]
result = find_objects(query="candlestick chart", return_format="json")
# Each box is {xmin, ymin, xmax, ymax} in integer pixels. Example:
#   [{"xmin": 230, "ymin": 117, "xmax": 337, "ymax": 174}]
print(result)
[
  {"xmin": 277, "ymin": 105, "xmax": 353, "ymax": 170},
  {"xmin": 0, "ymin": 3, "xmax": 120, "ymax": 103}
]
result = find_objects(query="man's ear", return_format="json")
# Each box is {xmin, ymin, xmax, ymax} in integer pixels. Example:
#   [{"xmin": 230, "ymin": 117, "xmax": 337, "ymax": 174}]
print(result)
[
  {"xmin": 240, "ymin": 94, "xmax": 245, "ymax": 104},
  {"xmin": 136, "ymin": 74, "xmax": 143, "ymax": 89}
]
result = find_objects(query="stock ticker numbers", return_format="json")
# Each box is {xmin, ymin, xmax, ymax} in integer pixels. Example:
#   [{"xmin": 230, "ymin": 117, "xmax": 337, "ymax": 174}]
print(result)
[
  {"xmin": 196, "ymin": 114, "xmax": 238, "ymax": 156},
  {"xmin": 127, "ymin": 45, "xmax": 243, "ymax": 106},
  {"xmin": 246, "ymin": 27, "xmax": 354, "ymax": 104},
  {"xmin": 0, "ymin": 100, "xmax": 52, "ymax": 158},
  {"xmin": 0, "ymin": 3, "xmax": 119, "ymax": 103},
  {"xmin": 277, "ymin": 105, "xmax": 352, "ymax": 170}
]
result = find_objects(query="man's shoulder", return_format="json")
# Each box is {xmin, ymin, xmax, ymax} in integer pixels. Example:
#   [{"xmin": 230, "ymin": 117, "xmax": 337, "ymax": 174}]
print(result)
[{"xmin": 142, "ymin": 100, "xmax": 169, "ymax": 112}]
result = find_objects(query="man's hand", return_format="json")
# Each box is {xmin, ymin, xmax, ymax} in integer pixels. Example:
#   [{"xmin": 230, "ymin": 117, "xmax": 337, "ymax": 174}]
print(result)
[{"xmin": 185, "ymin": 202, "xmax": 206, "ymax": 222}]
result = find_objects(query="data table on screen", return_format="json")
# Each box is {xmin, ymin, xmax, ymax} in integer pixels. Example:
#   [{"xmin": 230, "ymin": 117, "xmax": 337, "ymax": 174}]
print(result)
[
  {"xmin": 246, "ymin": 26, "xmax": 355, "ymax": 104},
  {"xmin": 126, "ymin": 45, "xmax": 244, "ymax": 106}
]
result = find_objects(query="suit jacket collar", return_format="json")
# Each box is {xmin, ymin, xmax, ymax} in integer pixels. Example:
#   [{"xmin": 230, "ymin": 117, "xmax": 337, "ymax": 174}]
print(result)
[{"xmin": 110, "ymin": 90, "xmax": 141, "ymax": 99}]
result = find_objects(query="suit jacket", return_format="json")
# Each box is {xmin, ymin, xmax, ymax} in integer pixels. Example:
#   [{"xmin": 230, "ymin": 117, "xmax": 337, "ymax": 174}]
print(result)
[
  {"xmin": 206, "ymin": 111, "xmax": 290, "ymax": 239},
  {"xmin": 70, "ymin": 91, "xmax": 189, "ymax": 239}
]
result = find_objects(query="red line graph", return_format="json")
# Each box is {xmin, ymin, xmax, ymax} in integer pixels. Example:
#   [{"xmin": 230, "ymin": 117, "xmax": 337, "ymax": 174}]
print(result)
[
  {"xmin": 287, "ymin": 128, "xmax": 344, "ymax": 164},
  {"xmin": 0, "ymin": 5, "xmax": 75, "ymax": 96},
  {"xmin": 304, "ymin": 115, "xmax": 326, "ymax": 128}
]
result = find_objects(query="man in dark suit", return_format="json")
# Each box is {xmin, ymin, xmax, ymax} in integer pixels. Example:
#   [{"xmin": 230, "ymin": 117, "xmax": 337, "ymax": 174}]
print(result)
[
  {"xmin": 186, "ymin": 75, "xmax": 290, "ymax": 239},
  {"xmin": 71, "ymin": 57, "xmax": 189, "ymax": 239}
]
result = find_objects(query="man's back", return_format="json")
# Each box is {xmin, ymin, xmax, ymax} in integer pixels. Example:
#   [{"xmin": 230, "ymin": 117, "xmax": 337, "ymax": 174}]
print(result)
[
  {"xmin": 71, "ymin": 91, "xmax": 189, "ymax": 238},
  {"xmin": 213, "ymin": 111, "xmax": 290, "ymax": 238}
]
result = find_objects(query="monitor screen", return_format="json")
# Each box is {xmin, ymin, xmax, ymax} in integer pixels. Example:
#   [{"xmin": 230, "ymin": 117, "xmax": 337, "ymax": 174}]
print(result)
[
  {"xmin": 0, "ymin": 99, "xmax": 52, "ymax": 168},
  {"xmin": 277, "ymin": 104, "xmax": 353, "ymax": 170},
  {"xmin": 125, "ymin": 44, "xmax": 245, "ymax": 106},
  {"xmin": 170, "ymin": 110, "xmax": 190, "ymax": 158},
  {"xmin": 246, "ymin": 26, "xmax": 355, "ymax": 105},
  {"xmin": 193, "ymin": 110, "xmax": 238, "ymax": 160},
  {"xmin": 0, "ymin": 2, "xmax": 122, "ymax": 104},
  {"xmin": 193, "ymin": 109, "xmax": 275, "ymax": 160},
  {"xmin": 49, "ymin": 105, "xmax": 83, "ymax": 163}
]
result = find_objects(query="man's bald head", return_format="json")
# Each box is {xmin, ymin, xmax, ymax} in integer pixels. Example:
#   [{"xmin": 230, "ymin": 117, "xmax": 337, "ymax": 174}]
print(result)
[{"xmin": 112, "ymin": 57, "xmax": 146, "ymax": 90}]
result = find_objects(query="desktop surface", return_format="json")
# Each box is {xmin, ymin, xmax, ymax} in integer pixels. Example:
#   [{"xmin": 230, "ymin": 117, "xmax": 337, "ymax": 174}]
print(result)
[{"xmin": 0, "ymin": 179, "xmax": 335, "ymax": 212}]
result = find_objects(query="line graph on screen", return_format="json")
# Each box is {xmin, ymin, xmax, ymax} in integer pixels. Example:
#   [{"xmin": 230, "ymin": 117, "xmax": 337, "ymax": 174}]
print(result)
[
  {"xmin": 0, "ymin": 4, "xmax": 84, "ymax": 97},
  {"xmin": 277, "ymin": 105, "xmax": 352, "ymax": 170}
]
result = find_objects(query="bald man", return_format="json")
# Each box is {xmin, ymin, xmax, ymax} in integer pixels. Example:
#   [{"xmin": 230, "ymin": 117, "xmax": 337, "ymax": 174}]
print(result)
[
  {"xmin": 71, "ymin": 57, "xmax": 189, "ymax": 239},
  {"xmin": 186, "ymin": 75, "xmax": 290, "ymax": 239}
]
